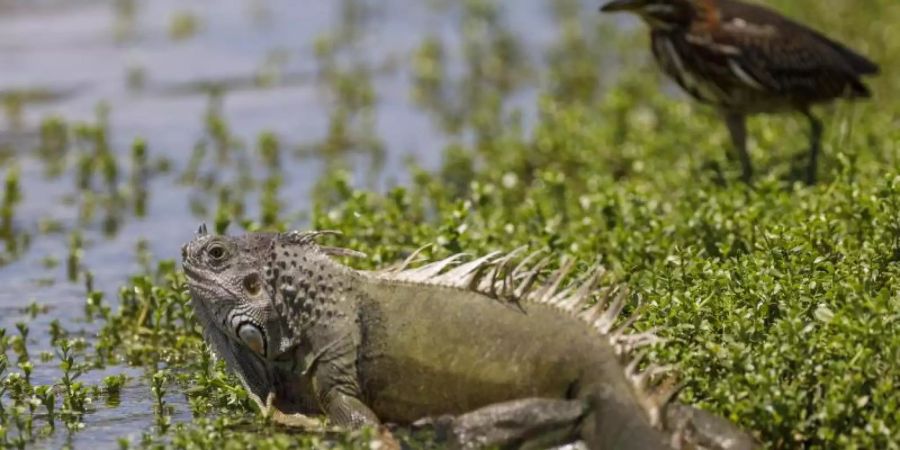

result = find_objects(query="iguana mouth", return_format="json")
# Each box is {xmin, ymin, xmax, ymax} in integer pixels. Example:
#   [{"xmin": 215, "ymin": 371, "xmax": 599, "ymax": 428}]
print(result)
[{"xmin": 182, "ymin": 262, "xmax": 201, "ymax": 280}]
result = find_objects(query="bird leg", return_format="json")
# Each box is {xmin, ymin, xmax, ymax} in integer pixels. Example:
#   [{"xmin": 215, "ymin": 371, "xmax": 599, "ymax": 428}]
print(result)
[
  {"xmin": 803, "ymin": 109, "xmax": 823, "ymax": 185},
  {"xmin": 723, "ymin": 112, "xmax": 753, "ymax": 182}
]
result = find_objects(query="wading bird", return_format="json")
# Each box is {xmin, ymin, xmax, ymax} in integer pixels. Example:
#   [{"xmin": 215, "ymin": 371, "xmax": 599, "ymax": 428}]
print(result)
[{"xmin": 600, "ymin": 0, "xmax": 878, "ymax": 183}]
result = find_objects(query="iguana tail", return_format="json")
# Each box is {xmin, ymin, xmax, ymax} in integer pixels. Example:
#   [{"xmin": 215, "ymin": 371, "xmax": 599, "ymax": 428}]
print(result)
[
  {"xmin": 552, "ymin": 271, "xmax": 759, "ymax": 449},
  {"xmin": 579, "ymin": 388, "xmax": 759, "ymax": 449}
]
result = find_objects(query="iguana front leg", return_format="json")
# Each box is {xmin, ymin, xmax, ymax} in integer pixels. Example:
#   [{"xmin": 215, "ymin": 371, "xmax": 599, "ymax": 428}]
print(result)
[
  {"xmin": 314, "ymin": 375, "xmax": 402, "ymax": 450},
  {"xmin": 300, "ymin": 333, "xmax": 400, "ymax": 448},
  {"xmin": 420, "ymin": 397, "xmax": 588, "ymax": 450},
  {"xmin": 318, "ymin": 388, "xmax": 380, "ymax": 427},
  {"xmin": 302, "ymin": 332, "xmax": 381, "ymax": 427},
  {"xmin": 317, "ymin": 387, "xmax": 403, "ymax": 450}
]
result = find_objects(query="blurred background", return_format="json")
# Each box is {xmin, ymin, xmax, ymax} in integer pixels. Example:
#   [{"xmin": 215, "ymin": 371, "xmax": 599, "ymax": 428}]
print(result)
[{"xmin": 0, "ymin": 0, "xmax": 895, "ymax": 448}]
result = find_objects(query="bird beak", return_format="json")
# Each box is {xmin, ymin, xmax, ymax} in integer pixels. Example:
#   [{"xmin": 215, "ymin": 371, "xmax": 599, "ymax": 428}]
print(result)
[{"xmin": 599, "ymin": 0, "xmax": 641, "ymax": 13}]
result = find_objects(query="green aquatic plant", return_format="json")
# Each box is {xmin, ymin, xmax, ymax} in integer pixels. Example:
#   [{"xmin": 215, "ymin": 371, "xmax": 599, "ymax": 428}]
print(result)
[
  {"xmin": 11, "ymin": 323, "xmax": 29, "ymax": 364},
  {"xmin": 67, "ymin": 230, "xmax": 83, "ymax": 282},
  {"xmin": 168, "ymin": 11, "xmax": 201, "ymax": 42},
  {"xmin": 113, "ymin": 0, "xmax": 138, "ymax": 42},
  {"xmin": 151, "ymin": 369, "xmax": 172, "ymax": 433},
  {"xmin": 131, "ymin": 139, "xmax": 148, "ymax": 217},
  {"xmin": 126, "ymin": 65, "xmax": 146, "ymax": 91},
  {"xmin": 0, "ymin": 165, "xmax": 21, "ymax": 256},
  {"xmin": 204, "ymin": 92, "xmax": 236, "ymax": 163},
  {"xmin": 256, "ymin": 132, "xmax": 281, "ymax": 170},
  {"xmin": 2, "ymin": 92, "xmax": 24, "ymax": 131},
  {"xmin": 37, "ymin": 116, "xmax": 69, "ymax": 177},
  {"xmin": 34, "ymin": 385, "xmax": 55, "ymax": 431}
]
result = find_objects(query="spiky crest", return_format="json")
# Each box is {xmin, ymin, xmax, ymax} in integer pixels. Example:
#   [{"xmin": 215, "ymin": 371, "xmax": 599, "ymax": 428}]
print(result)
[
  {"xmin": 279, "ymin": 230, "xmax": 368, "ymax": 259},
  {"xmin": 369, "ymin": 249, "xmax": 680, "ymax": 432}
]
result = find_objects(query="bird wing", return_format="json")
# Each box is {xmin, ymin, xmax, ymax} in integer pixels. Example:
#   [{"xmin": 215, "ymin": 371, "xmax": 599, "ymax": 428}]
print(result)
[
  {"xmin": 717, "ymin": 0, "xmax": 879, "ymax": 75},
  {"xmin": 684, "ymin": 0, "xmax": 876, "ymax": 98}
]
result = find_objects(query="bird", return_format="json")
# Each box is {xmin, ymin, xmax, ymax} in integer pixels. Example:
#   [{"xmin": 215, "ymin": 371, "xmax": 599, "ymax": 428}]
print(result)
[{"xmin": 599, "ymin": 0, "xmax": 879, "ymax": 184}]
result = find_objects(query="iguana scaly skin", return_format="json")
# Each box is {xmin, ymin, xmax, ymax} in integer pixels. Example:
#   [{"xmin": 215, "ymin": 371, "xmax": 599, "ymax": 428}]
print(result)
[{"xmin": 181, "ymin": 228, "xmax": 759, "ymax": 449}]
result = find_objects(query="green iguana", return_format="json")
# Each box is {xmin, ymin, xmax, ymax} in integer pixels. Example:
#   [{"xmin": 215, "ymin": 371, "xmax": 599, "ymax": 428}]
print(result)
[{"xmin": 181, "ymin": 226, "xmax": 759, "ymax": 449}]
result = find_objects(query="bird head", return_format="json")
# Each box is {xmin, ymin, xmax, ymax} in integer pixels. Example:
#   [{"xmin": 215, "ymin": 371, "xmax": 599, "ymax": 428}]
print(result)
[{"xmin": 600, "ymin": 0, "xmax": 697, "ymax": 30}]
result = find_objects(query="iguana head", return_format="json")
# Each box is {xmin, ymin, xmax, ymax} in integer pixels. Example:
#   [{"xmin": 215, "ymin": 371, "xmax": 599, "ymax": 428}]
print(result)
[
  {"xmin": 181, "ymin": 225, "xmax": 288, "ymax": 406},
  {"xmin": 182, "ymin": 227, "xmax": 361, "ymax": 413}
]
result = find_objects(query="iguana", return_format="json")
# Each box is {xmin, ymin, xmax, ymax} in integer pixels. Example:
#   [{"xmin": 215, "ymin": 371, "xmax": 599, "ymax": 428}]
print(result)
[{"xmin": 181, "ymin": 227, "xmax": 759, "ymax": 449}]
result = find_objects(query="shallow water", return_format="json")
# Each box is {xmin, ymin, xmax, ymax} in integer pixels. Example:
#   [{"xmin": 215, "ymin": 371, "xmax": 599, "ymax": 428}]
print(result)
[{"xmin": 0, "ymin": 0, "xmax": 611, "ymax": 447}]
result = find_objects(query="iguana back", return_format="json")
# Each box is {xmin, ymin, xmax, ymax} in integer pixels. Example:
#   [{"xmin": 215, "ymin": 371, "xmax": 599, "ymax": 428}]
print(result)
[{"xmin": 358, "ymin": 280, "xmax": 624, "ymax": 423}]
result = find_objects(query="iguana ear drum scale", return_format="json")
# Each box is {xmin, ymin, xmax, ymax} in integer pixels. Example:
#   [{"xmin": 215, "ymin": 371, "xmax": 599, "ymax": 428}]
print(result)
[{"xmin": 183, "ymin": 230, "xmax": 759, "ymax": 450}]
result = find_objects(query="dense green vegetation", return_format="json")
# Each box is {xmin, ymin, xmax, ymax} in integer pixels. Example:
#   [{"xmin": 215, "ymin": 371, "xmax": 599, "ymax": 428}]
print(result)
[{"xmin": 0, "ymin": 0, "xmax": 897, "ymax": 448}]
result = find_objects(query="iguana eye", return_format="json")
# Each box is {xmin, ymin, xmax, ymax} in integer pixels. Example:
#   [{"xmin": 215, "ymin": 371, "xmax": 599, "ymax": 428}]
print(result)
[
  {"xmin": 207, "ymin": 243, "xmax": 227, "ymax": 261},
  {"xmin": 237, "ymin": 323, "xmax": 266, "ymax": 356}
]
